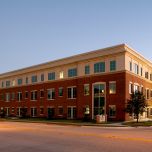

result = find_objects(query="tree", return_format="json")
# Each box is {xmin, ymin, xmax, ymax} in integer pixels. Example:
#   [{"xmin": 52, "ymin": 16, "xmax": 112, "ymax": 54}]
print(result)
[{"xmin": 126, "ymin": 91, "xmax": 147, "ymax": 123}]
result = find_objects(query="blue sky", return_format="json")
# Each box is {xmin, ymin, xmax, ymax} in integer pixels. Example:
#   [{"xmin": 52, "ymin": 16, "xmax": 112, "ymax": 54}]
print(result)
[{"xmin": 0, "ymin": 0, "xmax": 152, "ymax": 73}]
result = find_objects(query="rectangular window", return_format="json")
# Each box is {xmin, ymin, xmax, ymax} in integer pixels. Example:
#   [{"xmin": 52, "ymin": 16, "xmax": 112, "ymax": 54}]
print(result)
[
  {"xmin": 26, "ymin": 77, "xmax": 28, "ymax": 84},
  {"xmin": 6, "ymin": 81, "xmax": 10, "ymax": 87},
  {"xmin": 31, "ymin": 108, "xmax": 37, "ymax": 117},
  {"xmin": 129, "ymin": 83, "xmax": 133, "ymax": 94},
  {"xmin": 11, "ymin": 92, "xmax": 15, "ymax": 100},
  {"xmin": 109, "ymin": 105, "xmax": 116, "ymax": 117},
  {"xmin": 94, "ymin": 62, "xmax": 105, "ymax": 73},
  {"xmin": 129, "ymin": 61, "xmax": 132, "ymax": 71},
  {"xmin": 0, "ymin": 94, "xmax": 4, "ymax": 101},
  {"xmin": 40, "ymin": 107, "xmax": 44, "ymax": 115},
  {"xmin": 40, "ymin": 90, "xmax": 44, "ymax": 98},
  {"xmin": 1, "ymin": 81, "xmax": 4, "ymax": 88},
  {"xmin": 47, "ymin": 89, "xmax": 55, "ymax": 100},
  {"xmin": 18, "ymin": 79, "xmax": 22, "ymax": 85},
  {"xmin": 31, "ymin": 91, "xmax": 37, "ymax": 101},
  {"xmin": 146, "ymin": 89, "xmax": 149, "ymax": 99},
  {"xmin": 85, "ymin": 65, "xmax": 90, "ymax": 75},
  {"xmin": 41, "ymin": 74, "xmax": 44, "ymax": 81},
  {"xmin": 58, "ymin": 107, "xmax": 64, "ymax": 115},
  {"xmin": 68, "ymin": 68, "xmax": 77, "ymax": 77},
  {"xmin": 109, "ymin": 82, "xmax": 116, "ymax": 94},
  {"xmin": 150, "ymin": 90, "xmax": 152, "ymax": 98},
  {"xmin": 150, "ymin": 74, "xmax": 152, "ymax": 81},
  {"xmin": 59, "ymin": 71, "xmax": 64, "ymax": 79},
  {"xmin": 134, "ymin": 85, "xmax": 139, "ymax": 92},
  {"xmin": 140, "ymin": 67, "xmax": 143, "ymax": 76},
  {"xmin": 31, "ymin": 75, "xmax": 37, "ymax": 83},
  {"xmin": 6, "ymin": 93, "xmax": 10, "ymax": 102},
  {"xmin": 48, "ymin": 72, "xmax": 55, "ymax": 80},
  {"xmin": 134, "ymin": 63, "xmax": 139, "ymax": 74},
  {"xmin": 110, "ymin": 60, "xmax": 116, "ymax": 71},
  {"xmin": 17, "ymin": 92, "xmax": 22, "ymax": 101},
  {"xmin": 84, "ymin": 84, "xmax": 90, "ymax": 96},
  {"xmin": 145, "ymin": 72, "xmax": 149, "ymax": 79},
  {"xmin": 25, "ymin": 91, "xmax": 28, "ymax": 99},
  {"xmin": 59, "ymin": 87, "xmax": 63, "ymax": 97},
  {"xmin": 68, "ymin": 87, "xmax": 77, "ymax": 99},
  {"xmin": 150, "ymin": 108, "xmax": 152, "ymax": 116}
]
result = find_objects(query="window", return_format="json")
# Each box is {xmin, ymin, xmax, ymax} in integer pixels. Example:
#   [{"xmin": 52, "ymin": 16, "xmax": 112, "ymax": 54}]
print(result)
[
  {"xmin": 25, "ymin": 91, "xmax": 28, "ymax": 99},
  {"xmin": 68, "ymin": 87, "xmax": 77, "ymax": 99},
  {"xmin": 17, "ymin": 92, "xmax": 22, "ymax": 101},
  {"xmin": 47, "ymin": 89, "xmax": 55, "ymax": 100},
  {"xmin": 12, "ymin": 80, "xmax": 16, "ymax": 86},
  {"xmin": 6, "ymin": 81, "xmax": 10, "ymax": 87},
  {"xmin": 129, "ymin": 61, "xmax": 132, "ymax": 71},
  {"xmin": 31, "ymin": 108, "xmax": 37, "ymax": 117},
  {"xmin": 94, "ymin": 62, "xmax": 105, "ymax": 73},
  {"xmin": 18, "ymin": 79, "xmax": 22, "ymax": 85},
  {"xmin": 109, "ymin": 82, "xmax": 116, "ymax": 94},
  {"xmin": 58, "ymin": 107, "xmax": 63, "ymax": 115},
  {"xmin": 85, "ymin": 65, "xmax": 90, "ymax": 75},
  {"xmin": 150, "ymin": 90, "xmax": 152, "ymax": 98},
  {"xmin": 110, "ymin": 60, "xmax": 116, "ymax": 71},
  {"xmin": 31, "ymin": 91, "xmax": 37, "ymax": 101},
  {"xmin": 150, "ymin": 74, "xmax": 152, "ymax": 81},
  {"xmin": 0, "ymin": 94, "xmax": 4, "ymax": 101},
  {"xmin": 1, "ymin": 81, "xmax": 4, "ymax": 88},
  {"xmin": 11, "ymin": 92, "xmax": 15, "ymax": 100},
  {"xmin": 31, "ymin": 75, "xmax": 37, "ymax": 83},
  {"xmin": 140, "ymin": 67, "xmax": 143, "ymax": 76},
  {"xmin": 6, "ymin": 93, "xmax": 10, "ymax": 102},
  {"xmin": 59, "ymin": 87, "xmax": 63, "ymax": 97},
  {"xmin": 59, "ymin": 71, "xmax": 64, "ymax": 79},
  {"xmin": 134, "ymin": 63, "xmax": 139, "ymax": 74},
  {"xmin": 129, "ymin": 83, "xmax": 133, "ymax": 94},
  {"xmin": 145, "ymin": 72, "xmax": 149, "ymax": 79},
  {"xmin": 40, "ymin": 107, "xmax": 44, "ymax": 115},
  {"xmin": 84, "ymin": 84, "xmax": 89, "ymax": 96},
  {"xmin": 26, "ymin": 77, "xmax": 28, "ymax": 84},
  {"xmin": 109, "ymin": 105, "xmax": 116, "ymax": 117},
  {"xmin": 68, "ymin": 68, "xmax": 77, "ymax": 77},
  {"xmin": 134, "ymin": 85, "xmax": 139, "ymax": 92},
  {"xmin": 48, "ymin": 72, "xmax": 55, "ymax": 80},
  {"xmin": 150, "ymin": 108, "xmax": 152, "ymax": 116},
  {"xmin": 41, "ymin": 74, "xmax": 44, "ymax": 81},
  {"xmin": 40, "ymin": 90, "xmax": 44, "ymax": 98},
  {"xmin": 146, "ymin": 89, "xmax": 149, "ymax": 99}
]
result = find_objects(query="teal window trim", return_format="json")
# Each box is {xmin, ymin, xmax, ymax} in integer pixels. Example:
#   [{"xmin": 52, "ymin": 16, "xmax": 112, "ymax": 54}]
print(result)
[
  {"xmin": 48, "ymin": 72, "xmax": 55, "ymax": 80},
  {"xmin": 94, "ymin": 62, "xmax": 105, "ymax": 73},
  {"xmin": 110, "ymin": 61, "xmax": 116, "ymax": 71}
]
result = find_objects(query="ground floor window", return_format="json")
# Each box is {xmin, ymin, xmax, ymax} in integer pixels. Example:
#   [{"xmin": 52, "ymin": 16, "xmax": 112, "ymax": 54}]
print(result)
[
  {"xmin": 67, "ymin": 107, "xmax": 76, "ymax": 119},
  {"xmin": 109, "ymin": 105, "xmax": 116, "ymax": 118},
  {"xmin": 58, "ymin": 107, "xmax": 64, "ymax": 115},
  {"xmin": 31, "ymin": 108, "xmax": 37, "ymax": 117}
]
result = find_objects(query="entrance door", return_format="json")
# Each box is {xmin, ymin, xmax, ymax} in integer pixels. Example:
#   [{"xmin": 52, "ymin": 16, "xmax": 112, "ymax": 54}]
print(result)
[
  {"xmin": 48, "ymin": 108, "xmax": 55, "ymax": 119},
  {"xmin": 93, "ymin": 83, "xmax": 106, "ymax": 119},
  {"xmin": 67, "ymin": 107, "xmax": 76, "ymax": 119}
]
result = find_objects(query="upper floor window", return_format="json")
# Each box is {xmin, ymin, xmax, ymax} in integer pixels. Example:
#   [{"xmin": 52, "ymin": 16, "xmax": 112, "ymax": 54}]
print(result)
[
  {"xmin": 48, "ymin": 72, "xmax": 55, "ymax": 80},
  {"xmin": 18, "ymin": 78, "xmax": 22, "ymax": 85},
  {"xmin": 145, "ymin": 72, "xmax": 149, "ymax": 79},
  {"xmin": 25, "ymin": 91, "xmax": 28, "ymax": 99},
  {"xmin": 6, "ymin": 93, "xmax": 10, "ymax": 102},
  {"xmin": 0, "ymin": 94, "xmax": 4, "ymax": 101},
  {"xmin": 41, "ymin": 74, "xmax": 44, "ymax": 81},
  {"xmin": 6, "ymin": 81, "xmax": 10, "ymax": 87},
  {"xmin": 129, "ymin": 83, "xmax": 133, "ymax": 94},
  {"xmin": 146, "ymin": 89, "xmax": 150, "ymax": 99},
  {"xmin": 68, "ymin": 87, "xmax": 77, "ymax": 99},
  {"xmin": 1, "ymin": 81, "xmax": 4, "ymax": 88},
  {"xmin": 31, "ymin": 75, "xmax": 37, "ymax": 83},
  {"xmin": 84, "ymin": 84, "xmax": 90, "ymax": 96},
  {"xmin": 85, "ymin": 65, "xmax": 90, "ymax": 75},
  {"xmin": 40, "ymin": 90, "xmax": 44, "ymax": 98},
  {"xmin": 129, "ymin": 61, "xmax": 132, "ymax": 71},
  {"xmin": 59, "ymin": 71, "xmax": 64, "ymax": 79},
  {"xmin": 11, "ymin": 92, "xmax": 15, "ymax": 100},
  {"xmin": 109, "ymin": 82, "xmax": 116, "ymax": 94},
  {"xmin": 59, "ymin": 87, "xmax": 63, "ymax": 97},
  {"xmin": 94, "ymin": 62, "xmax": 105, "ymax": 73},
  {"xmin": 68, "ymin": 68, "xmax": 77, "ymax": 77},
  {"xmin": 26, "ymin": 77, "xmax": 28, "ymax": 84},
  {"xmin": 110, "ymin": 60, "xmax": 116, "ymax": 71},
  {"xmin": 150, "ymin": 74, "xmax": 152, "ymax": 81},
  {"xmin": 134, "ymin": 63, "xmax": 139, "ymax": 74},
  {"xmin": 47, "ymin": 88, "xmax": 55, "ymax": 100},
  {"xmin": 31, "ymin": 91, "xmax": 37, "ymax": 101},
  {"xmin": 17, "ymin": 92, "xmax": 22, "ymax": 101},
  {"xmin": 140, "ymin": 67, "xmax": 143, "ymax": 76}
]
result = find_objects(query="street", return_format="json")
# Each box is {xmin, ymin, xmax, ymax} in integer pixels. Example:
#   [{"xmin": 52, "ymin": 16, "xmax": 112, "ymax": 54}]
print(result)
[{"xmin": 0, "ymin": 122, "xmax": 152, "ymax": 152}]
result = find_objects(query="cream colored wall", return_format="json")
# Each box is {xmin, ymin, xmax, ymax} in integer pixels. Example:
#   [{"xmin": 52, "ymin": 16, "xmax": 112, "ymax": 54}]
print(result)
[{"xmin": 0, "ymin": 53, "xmax": 126, "ymax": 88}]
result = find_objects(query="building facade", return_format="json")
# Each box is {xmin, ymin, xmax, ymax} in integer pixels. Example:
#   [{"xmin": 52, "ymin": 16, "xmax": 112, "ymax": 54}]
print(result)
[{"xmin": 0, "ymin": 44, "xmax": 152, "ymax": 121}]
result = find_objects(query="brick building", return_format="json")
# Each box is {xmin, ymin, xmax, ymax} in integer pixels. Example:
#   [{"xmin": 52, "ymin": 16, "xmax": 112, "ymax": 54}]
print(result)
[{"xmin": 0, "ymin": 44, "xmax": 152, "ymax": 121}]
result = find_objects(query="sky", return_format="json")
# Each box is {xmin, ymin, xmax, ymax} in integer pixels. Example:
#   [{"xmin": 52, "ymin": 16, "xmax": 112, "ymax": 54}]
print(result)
[{"xmin": 0, "ymin": 0, "xmax": 152, "ymax": 73}]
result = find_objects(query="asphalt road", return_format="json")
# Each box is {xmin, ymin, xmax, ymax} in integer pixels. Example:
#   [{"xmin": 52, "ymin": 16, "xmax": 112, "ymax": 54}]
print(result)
[{"xmin": 0, "ymin": 122, "xmax": 152, "ymax": 152}]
